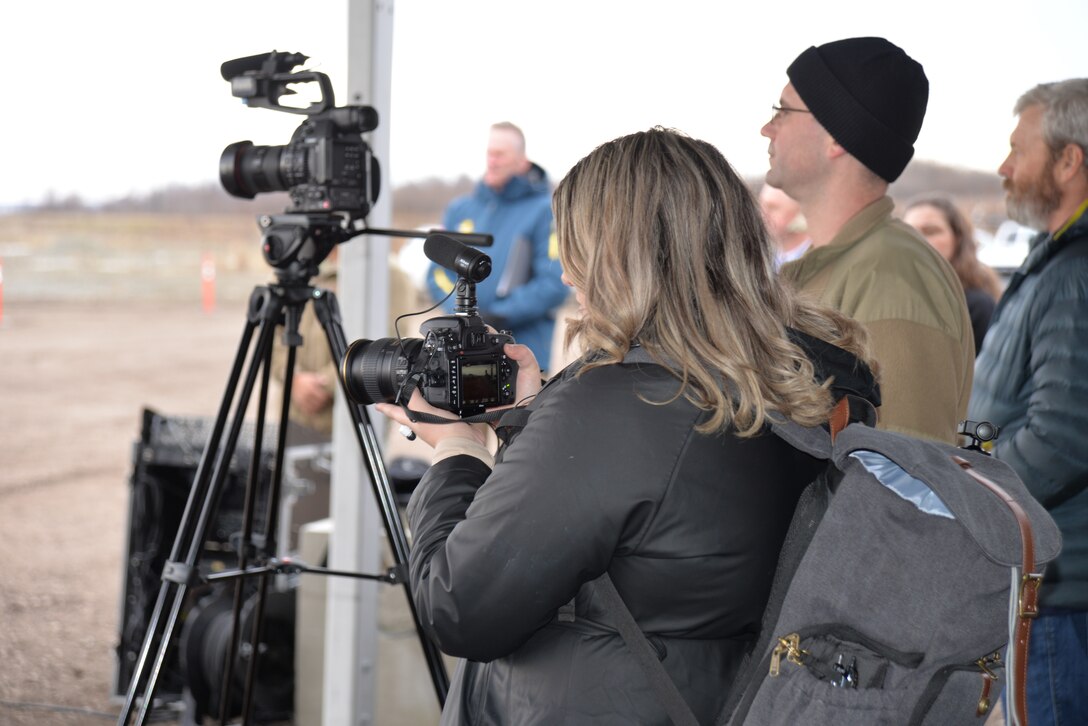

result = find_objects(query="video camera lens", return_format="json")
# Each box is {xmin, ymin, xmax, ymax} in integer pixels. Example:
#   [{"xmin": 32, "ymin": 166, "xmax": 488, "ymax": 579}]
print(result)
[
  {"xmin": 341, "ymin": 337, "xmax": 425, "ymax": 406},
  {"xmin": 219, "ymin": 141, "xmax": 306, "ymax": 199}
]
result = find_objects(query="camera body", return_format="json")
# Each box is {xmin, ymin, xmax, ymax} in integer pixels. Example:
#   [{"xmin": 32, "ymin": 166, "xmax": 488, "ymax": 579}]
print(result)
[
  {"xmin": 415, "ymin": 315, "xmax": 518, "ymax": 416},
  {"xmin": 218, "ymin": 51, "xmax": 380, "ymax": 216},
  {"xmin": 340, "ymin": 236, "xmax": 519, "ymax": 419},
  {"xmin": 341, "ymin": 313, "xmax": 518, "ymax": 419}
]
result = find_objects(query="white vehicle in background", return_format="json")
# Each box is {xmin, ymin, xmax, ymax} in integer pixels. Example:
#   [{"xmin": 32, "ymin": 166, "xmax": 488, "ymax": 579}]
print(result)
[{"xmin": 978, "ymin": 219, "xmax": 1037, "ymax": 276}]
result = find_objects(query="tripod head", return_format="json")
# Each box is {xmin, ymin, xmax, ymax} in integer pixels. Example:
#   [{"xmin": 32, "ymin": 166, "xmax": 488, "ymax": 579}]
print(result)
[{"xmin": 258, "ymin": 212, "xmax": 358, "ymax": 287}]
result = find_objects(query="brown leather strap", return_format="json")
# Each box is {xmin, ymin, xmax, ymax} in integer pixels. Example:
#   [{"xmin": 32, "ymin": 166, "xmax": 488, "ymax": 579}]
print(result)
[
  {"xmin": 977, "ymin": 671, "xmax": 995, "ymax": 717},
  {"xmin": 829, "ymin": 396, "xmax": 850, "ymax": 442},
  {"xmin": 953, "ymin": 456, "xmax": 1040, "ymax": 726}
]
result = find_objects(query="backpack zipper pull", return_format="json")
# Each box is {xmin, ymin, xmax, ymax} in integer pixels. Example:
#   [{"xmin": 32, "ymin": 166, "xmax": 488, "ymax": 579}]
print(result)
[{"xmin": 769, "ymin": 633, "xmax": 805, "ymax": 677}]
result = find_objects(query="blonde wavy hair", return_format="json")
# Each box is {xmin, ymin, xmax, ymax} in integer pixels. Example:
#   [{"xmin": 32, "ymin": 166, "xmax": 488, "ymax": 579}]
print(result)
[{"xmin": 554, "ymin": 128, "xmax": 875, "ymax": 436}]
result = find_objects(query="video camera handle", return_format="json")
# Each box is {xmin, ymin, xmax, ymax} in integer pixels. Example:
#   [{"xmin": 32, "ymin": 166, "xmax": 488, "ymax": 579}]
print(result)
[
  {"xmin": 238, "ymin": 71, "xmax": 336, "ymax": 115},
  {"xmin": 222, "ymin": 50, "xmax": 337, "ymax": 116},
  {"xmin": 220, "ymin": 50, "xmax": 308, "ymax": 81}
]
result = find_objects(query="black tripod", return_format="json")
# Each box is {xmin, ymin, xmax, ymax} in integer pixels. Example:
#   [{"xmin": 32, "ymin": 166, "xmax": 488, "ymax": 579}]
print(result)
[{"xmin": 118, "ymin": 213, "xmax": 450, "ymax": 725}]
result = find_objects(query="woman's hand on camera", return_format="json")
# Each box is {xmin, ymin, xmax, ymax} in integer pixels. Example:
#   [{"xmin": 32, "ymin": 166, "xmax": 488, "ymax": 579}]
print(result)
[
  {"xmin": 480, "ymin": 329, "xmax": 543, "ymax": 403},
  {"xmin": 503, "ymin": 343, "xmax": 544, "ymax": 403},
  {"xmin": 375, "ymin": 389, "xmax": 486, "ymax": 449}
]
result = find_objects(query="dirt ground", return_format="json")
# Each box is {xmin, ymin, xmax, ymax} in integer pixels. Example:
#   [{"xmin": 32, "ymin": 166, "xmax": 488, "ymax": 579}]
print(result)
[
  {"xmin": 0, "ymin": 299, "xmax": 257, "ymax": 723},
  {"xmin": 0, "ymin": 211, "xmax": 452, "ymax": 725}
]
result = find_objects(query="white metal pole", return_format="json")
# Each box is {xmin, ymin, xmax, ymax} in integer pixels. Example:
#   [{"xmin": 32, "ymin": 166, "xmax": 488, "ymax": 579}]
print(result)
[{"xmin": 323, "ymin": 1, "xmax": 394, "ymax": 724}]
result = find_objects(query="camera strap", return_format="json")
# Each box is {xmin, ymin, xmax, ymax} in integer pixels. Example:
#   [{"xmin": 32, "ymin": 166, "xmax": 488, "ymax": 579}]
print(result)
[{"xmin": 398, "ymin": 402, "xmax": 509, "ymax": 426}]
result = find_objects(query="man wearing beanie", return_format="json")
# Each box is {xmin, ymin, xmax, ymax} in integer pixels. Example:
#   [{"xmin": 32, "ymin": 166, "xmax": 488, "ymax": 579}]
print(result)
[{"xmin": 765, "ymin": 36, "xmax": 973, "ymax": 443}]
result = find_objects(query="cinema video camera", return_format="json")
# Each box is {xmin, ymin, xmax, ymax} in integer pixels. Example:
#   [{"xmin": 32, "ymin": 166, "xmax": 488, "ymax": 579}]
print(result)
[
  {"xmin": 216, "ymin": 50, "xmax": 384, "ymax": 286},
  {"xmin": 219, "ymin": 50, "xmax": 380, "ymax": 217}
]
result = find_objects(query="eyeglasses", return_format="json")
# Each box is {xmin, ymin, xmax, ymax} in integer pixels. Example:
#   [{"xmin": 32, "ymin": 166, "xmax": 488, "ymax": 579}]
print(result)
[{"xmin": 770, "ymin": 104, "xmax": 813, "ymax": 123}]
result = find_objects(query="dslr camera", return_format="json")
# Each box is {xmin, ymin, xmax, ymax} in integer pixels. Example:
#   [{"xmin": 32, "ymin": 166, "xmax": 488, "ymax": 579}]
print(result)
[
  {"xmin": 340, "ymin": 236, "xmax": 519, "ymax": 418},
  {"xmin": 218, "ymin": 50, "xmax": 380, "ymax": 216}
]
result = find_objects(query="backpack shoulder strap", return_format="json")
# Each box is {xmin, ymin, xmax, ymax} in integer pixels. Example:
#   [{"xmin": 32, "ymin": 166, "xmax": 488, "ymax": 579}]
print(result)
[
  {"xmin": 715, "ymin": 467, "xmax": 837, "ymax": 724},
  {"xmin": 595, "ymin": 573, "xmax": 700, "ymax": 726},
  {"xmin": 951, "ymin": 455, "xmax": 1043, "ymax": 726}
]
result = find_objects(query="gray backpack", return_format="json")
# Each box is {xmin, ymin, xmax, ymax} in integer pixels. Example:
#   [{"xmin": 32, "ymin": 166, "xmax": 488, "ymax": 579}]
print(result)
[{"xmin": 600, "ymin": 397, "xmax": 1062, "ymax": 726}]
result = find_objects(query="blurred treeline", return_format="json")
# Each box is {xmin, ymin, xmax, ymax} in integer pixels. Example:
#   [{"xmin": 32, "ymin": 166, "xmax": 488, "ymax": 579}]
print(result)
[
  {"xmin": 0, "ymin": 160, "xmax": 1007, "ymax": 304},
  {"xmin": 18, "ymin": 159, "xmax": 1004, "ymax": 232},
  {"xmin": 22, "ymin": 176, "xmax": 477, "ymax": 230}
]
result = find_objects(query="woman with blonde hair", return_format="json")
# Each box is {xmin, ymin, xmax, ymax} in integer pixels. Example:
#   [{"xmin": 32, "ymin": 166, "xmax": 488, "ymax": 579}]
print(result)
[
  {"xmin": 904, "ymin": 196, "xmax": 1004, "ymax": 354},
  {"xmin": 377, "ymin": 127, "xmax": 879, "ymax": 724}
]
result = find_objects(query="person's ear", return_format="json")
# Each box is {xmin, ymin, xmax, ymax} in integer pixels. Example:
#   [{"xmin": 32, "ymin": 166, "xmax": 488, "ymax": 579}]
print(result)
[
  {"xmin": 1055, "ymin": 142, "xmax": 1085, "ymax": 184},
  {"xmin": 827, "ymin": 138, "xmax": 848, "ymax": 161}
]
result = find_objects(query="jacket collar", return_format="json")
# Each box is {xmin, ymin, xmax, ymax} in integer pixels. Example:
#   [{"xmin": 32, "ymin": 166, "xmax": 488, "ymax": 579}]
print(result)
[
  {"xmin": 785, "ymin": 327, "xmax": 881, "ymax": 409},
  {"xmin": 825, "ymin": 196, "xmax": 896, "ymax": 250},
  {"xmin": 1054, "ymin": 198, "xmax": 1088, "ymax": 241},
  {"xmin": 475, "ymin": 162, "xmax": 550, "ymax": 203},
  {"xmin": 1020, "ymin": 197, "xmax": 1088, "ymax": 275},
  {"xmin": 781, "ymin": 197, "xmax": 894, "ymax": 283},
  {"xmin": 996, "ymin": 198, "xmax": 1088, "ymax": 314}
]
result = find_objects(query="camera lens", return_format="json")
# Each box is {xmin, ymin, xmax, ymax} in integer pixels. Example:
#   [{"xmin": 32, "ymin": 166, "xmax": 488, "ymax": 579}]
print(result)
[
  {"xmin": 219, "ymin": 141, "xmax": 308, "ymax": 199},
  {"xmin": 340, "ymin": 337, "xmax": 424, "ymax": 405}
]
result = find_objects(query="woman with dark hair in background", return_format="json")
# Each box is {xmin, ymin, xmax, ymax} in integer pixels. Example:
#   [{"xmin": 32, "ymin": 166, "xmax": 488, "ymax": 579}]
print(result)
[
  {"xmin": 376, "ymin": 127, "xmax": 879, "ymax": 724},
  {"xmin": 903, "ymin": 196, "xmax": 1004, "ymax": 354}
]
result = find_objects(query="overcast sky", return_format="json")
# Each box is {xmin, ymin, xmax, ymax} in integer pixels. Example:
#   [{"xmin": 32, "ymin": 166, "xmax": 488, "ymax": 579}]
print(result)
[{"xmin": 3, "ymin": 0, "xmax": 1085, "ymax": 208}]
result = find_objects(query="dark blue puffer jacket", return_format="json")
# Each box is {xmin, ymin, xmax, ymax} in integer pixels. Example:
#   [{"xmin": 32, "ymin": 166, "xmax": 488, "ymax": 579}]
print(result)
[{"xmin": 968, "ymin": 203, "xmax": 1088, "ymax": 610}]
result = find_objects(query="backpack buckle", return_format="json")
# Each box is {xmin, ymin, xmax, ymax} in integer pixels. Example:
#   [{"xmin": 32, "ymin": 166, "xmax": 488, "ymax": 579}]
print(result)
[{"xmin": 1019, "ymin": 572, "xmax": 1043, "ymax": 618}]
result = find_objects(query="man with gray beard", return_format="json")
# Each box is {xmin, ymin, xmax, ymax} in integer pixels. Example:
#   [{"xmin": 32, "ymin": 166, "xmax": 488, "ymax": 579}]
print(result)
[{"xmin": 968, "ymin": 78, "xmax": 1088, "ymax": 725}]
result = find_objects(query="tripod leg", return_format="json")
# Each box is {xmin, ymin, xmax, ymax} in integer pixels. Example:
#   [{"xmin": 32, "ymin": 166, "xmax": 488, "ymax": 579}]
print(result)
[
  {"xmin": 119, "ymin": 287, "xmax": 286, "ymax": 726},
  {"xmin": 236, "ymin": 320, "xmax": 297, "ymax": 724},
  {"xmin": 118, "ymin": 294, "xmax": 260, "ymax": 724},
  {"xmin": 312, "ymin": 288, "xmax": 451, "ymax": 704},
  {"xmin": 217, "ymin": 332, "xmax": 285, "ymax": 725}
]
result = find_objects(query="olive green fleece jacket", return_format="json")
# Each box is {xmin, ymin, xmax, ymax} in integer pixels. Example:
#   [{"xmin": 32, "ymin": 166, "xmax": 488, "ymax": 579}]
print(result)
[{"xmin": 781, "ymin": 197, "xmax": 974, "ymax": 443}]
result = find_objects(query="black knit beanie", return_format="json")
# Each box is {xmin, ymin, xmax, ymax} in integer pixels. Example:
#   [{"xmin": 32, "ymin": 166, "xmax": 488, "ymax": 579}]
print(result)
[{"xmin": 787, "ymin": 37, "xmax": 928, "ymax": 182}]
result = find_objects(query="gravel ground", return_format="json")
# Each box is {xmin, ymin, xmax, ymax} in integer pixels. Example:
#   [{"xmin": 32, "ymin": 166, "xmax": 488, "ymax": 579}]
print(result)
[
  {"xmin": 0, "ymin": 299, "xmax": 255, "ymax": 724},
  {"xmin": 0, "ymin": 211, "xmax": 450, "ymax": 725}
]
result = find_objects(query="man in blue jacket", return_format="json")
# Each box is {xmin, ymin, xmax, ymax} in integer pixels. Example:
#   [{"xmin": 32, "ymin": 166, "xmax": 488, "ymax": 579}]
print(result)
[
  {"xmin": 427, "ymin": 122, "xmax": 569, "ymax": 372},
  {"xmin": 968, "ymin": 78, "xmax": 1088, "ymax": 725}
]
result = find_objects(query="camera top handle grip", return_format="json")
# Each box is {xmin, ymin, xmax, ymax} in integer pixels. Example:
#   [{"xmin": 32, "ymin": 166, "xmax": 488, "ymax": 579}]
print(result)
[{"xmin": 222, "ymin": 50, "xmax": 337, "ymax": 116}]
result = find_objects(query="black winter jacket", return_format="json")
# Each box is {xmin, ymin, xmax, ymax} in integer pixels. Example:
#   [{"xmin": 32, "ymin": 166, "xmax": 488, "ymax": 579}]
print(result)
[
  {"xmin": 407, "ymin": 344, "xmax": 874, "ymax": 725},
  {"xmin": 969, "ymin": 204, "xmax": 1088, "ymax": 610}
]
